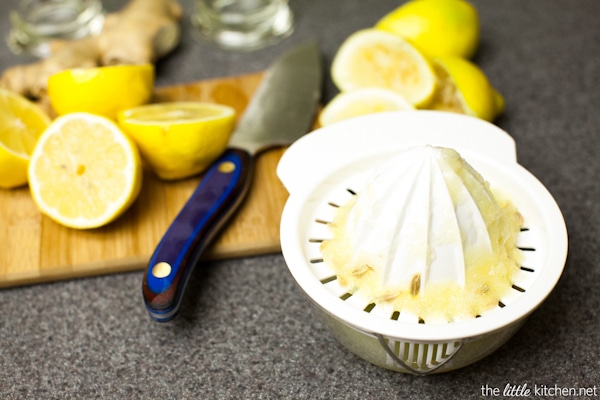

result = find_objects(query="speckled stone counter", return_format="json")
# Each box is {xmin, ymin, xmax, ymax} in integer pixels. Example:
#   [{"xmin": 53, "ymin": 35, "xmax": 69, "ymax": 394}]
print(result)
[{"xmin": 1, "ymin": 1, "xmax": 598, "ymax": 398}]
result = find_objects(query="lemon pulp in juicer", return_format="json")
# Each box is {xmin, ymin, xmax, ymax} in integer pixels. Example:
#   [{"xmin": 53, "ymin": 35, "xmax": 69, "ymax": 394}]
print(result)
[{"xmin": 320, "ymin": 145, "xmax": 523, "ymax": 322}]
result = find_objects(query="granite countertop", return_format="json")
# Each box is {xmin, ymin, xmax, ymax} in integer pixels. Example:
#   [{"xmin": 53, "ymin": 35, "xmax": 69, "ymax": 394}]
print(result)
[{"xmin": 1, "ymin": 0, "xmax": 599, "ymax": 398}]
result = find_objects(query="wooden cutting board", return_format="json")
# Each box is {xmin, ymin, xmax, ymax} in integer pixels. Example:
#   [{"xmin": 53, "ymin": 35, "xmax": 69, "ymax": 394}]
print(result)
[{"xmin": 0, "ymin": 71, "xmax": 300, "ymax": 288}]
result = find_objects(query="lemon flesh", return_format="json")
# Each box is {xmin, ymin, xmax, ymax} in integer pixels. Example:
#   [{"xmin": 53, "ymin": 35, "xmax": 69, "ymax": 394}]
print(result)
[
  {"xmin": 48, "ymin": 64, "xmax": 155, "ymax": 120},
  {"xmin": 331, "ymin": 29, "xmax": 437, "ymax": 107},
  {"xmin": 0, "ymin": 88, "xmax": 51, "ymax": 189},
  {"xmin": 28, "ymin": 113, "xmax": 142, "ymax": 229},
  {"xmin": 430, "ymin": 56, "xmax": 504, "ymax": 122},
  {"xmin": 118, "ymin": 102, "xmax": 236, "ymax": 181},
  {"xmin": 376, "ymin": 0, "xmax": 480, "ymax": 59},
  {"xmin": 319, "ymin": 88, "xmax": 414, "ymax": 126}
]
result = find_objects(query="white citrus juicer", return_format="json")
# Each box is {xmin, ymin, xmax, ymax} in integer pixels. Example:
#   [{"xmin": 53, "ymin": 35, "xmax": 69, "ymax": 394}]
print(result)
[{"xmin": 277, "ymin": 111, "xmax": 568, "ymax": 374}]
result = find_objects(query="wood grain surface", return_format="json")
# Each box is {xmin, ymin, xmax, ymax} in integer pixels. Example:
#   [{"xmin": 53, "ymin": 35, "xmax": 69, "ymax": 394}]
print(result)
[{"xmin": 0, "ymin": 72, "xmax": 295, "ymax": 288}]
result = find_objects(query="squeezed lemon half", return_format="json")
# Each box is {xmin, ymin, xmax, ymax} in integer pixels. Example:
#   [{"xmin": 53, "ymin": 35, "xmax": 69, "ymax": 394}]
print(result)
[
  {"xmin": 28, "ymin": 112, "xmax": 143, "ymax": 229},
  {"xmin": 319, "ymin": 88, "xmax": 414, "ymax": 127},
  {"xmin": 0, "ymin": 88, "xmax": 51, "ymax": 189},
  {"xmin": 331, "ymin": 29, "xmax": 438, "ymax": 108},
  {"xmin": 430, "ymin": 56, "xmax": 504, "ymax": 122},
  {"xmin": 118, "ymin": 102, "xmax": 236, "ymax": 181},
  {"xmin": 48, "ymin": 64, "xmax": 155, "ymax": 120}
]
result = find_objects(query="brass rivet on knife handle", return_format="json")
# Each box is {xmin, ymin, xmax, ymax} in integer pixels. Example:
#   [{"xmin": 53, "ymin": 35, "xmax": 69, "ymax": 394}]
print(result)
[
  {"xmin": 218, "ymin": 161, "xmax": 236, "ymax": 173},
  {"xmin": 152, "ymin": 262, "xmax": 172, "ymax": 278}
]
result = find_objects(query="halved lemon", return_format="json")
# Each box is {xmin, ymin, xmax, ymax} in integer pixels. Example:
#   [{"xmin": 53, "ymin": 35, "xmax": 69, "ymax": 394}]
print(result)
[
  {"xmin": 376, "ymin": 0, "xmax": 480, "ymax": 59},
  {"xmin": 319, "ymin": 88, "xmax": 414, "ymax": 126},
  {"xmin": 28, "ymin": 113, "xmax": 142, "ymax": 229},
  {"xmin": 47, "ymin": 64, "xmax": 155, "ymax": 120},
  {"xmin": 0, "ymin": 88, "xmax": 51, "ymax": 189},
  {"xmin": 118, "ymin": 102, "xmax": 236, "ymax": 181},
  {"xmin": 429, "ymin": 56, "xmax": 504, "ymax": 122},
  {"xmin": 331, "ymin": 29, "xmax": 437, "ymax": 107}
]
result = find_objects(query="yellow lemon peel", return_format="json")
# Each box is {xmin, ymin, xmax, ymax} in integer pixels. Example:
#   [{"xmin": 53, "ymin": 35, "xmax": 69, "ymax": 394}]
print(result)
[
  {"xmin": 0, "ymin": 88, "xmax": 51, "ymax": 189},
  {"xmin": 118, "ymin": 102, "xmax": 236, "ymax": 181}
]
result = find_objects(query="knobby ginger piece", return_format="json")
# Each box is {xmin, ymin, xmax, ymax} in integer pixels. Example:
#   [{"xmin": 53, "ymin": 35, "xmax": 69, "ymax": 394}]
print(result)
[
  {"xmin": 0, "ymin": 37, "xmax": 100, "ymax": 99},
  {"xmin": 98, "ymin": 0, "xmax": 183, "ymax": 65}
]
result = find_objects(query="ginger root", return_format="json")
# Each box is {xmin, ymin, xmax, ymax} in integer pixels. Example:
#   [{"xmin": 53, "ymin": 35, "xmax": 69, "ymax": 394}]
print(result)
[{"xmin": 0, "ymin": 0, "xmax": 183, "ymax": 100}]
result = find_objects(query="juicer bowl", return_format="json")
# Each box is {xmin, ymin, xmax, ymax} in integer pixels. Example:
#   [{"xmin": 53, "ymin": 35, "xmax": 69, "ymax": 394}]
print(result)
[{"xmin": 277, "ymin": 111, "xmax": 568, "ymax": 374}]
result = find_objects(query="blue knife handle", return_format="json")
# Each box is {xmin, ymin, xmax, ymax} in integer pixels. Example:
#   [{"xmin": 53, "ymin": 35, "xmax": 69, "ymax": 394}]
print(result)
[{"xmin": 142, "ymin": 148, "xmax": 254, "ymax": 322}]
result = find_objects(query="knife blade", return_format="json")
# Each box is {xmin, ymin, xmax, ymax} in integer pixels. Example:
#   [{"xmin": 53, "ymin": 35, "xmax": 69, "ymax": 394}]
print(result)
[{"xmin": 142, "ymin": 42, "xmax": 322, "ymax": 322}]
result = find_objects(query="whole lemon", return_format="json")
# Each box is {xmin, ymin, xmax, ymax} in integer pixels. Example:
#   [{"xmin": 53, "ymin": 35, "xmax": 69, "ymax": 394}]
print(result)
[{"xmin": 375, "ymin": 0, "xmax": 479, "ymax": 59}]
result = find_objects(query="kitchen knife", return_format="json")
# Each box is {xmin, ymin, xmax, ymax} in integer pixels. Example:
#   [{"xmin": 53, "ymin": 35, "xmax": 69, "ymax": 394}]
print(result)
[{"xmin": 142, "ymin": 42, "xmax": 322, "ymax": 322}]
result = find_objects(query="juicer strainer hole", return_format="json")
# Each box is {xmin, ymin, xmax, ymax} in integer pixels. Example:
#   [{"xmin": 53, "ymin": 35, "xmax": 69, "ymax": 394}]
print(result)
[
  {"xmin": 518, "ymin": 246, "xmax": 536, "ymax": 252},
  {"xmin": 340, "ymin": 292, "xmax": 353, "ymax": 300},
  {"xmin": 309, "ymin": 238, "xmax": 324, "ymax": 243},
  {"xmin": 364, "ymin": 303, "xmax": 376, "ymax": 313},
  {"xmin": 328, "ymin": 202, "xmax": 340, "ymax": 208},
  {"xmin": 315, "ymin": 219, "xmax": 331, "ymax": 225},
  {"xmin": 511, "ymin": 284, "xmax": 526, "ymax": 293},
  {"xmin": 391, "ymin": 311, "xmax": 400, "ymax": 320},
  {"xmin": 498, "ymin": 301, "xmax": 506, "ymax": 308},
  {"xmin": 309, "ymin": 257, "xmax": 324, "ymax": 264},
  {"xmin": 520, "ymin": 266, "xmax": 535, "ymax": 273},
  {"xmin": 347, "ymin": 188, "xmax": 358, "ymax": 195},
  {"xmin": 320, "ymin": 275, "xmax": 337, "ymax": 284}
]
